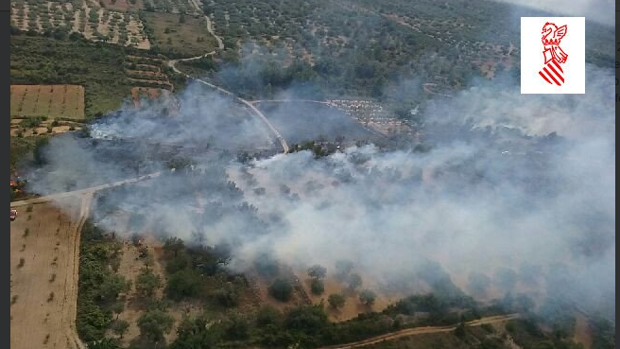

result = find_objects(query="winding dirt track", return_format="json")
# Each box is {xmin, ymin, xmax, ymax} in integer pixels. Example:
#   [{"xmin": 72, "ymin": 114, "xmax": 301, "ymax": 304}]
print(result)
[
  {"xmin": 167, "ymin": 1, "xmax": 289, "ymax": 154},
  {"xmin": 187, "ymin": 0, "xmax": 224, "ymax": 50},
  {"xmin": 167, "ymin": 60, "xmax": 290, "ymax": 153},
  {"xmin": 317, "ymin": 314, "xmax": 521, "ymax": 349}
]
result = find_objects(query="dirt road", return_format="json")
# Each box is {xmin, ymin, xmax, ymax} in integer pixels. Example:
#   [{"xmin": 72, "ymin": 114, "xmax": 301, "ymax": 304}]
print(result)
[
  {"xmin": 168, "ymin": 0, "xmax": 289, "ymax": 154},
  {"xmin": 187, "ymin": 0, "xmax": 224, "ymax": 50},
  {"xmin": 167, "ymin": 60, "xmax": 290, "ymax": 153},
  {"xmin": 317, "ymin": 314, "xmax": 521, "ymax": 349},
  {"xmin": 10, "ymin": 172, "xmax": 161, "ymax": 208},
  {"xmin": 66, "ymin": 193, "xmax": 93, "ymax": 349}
]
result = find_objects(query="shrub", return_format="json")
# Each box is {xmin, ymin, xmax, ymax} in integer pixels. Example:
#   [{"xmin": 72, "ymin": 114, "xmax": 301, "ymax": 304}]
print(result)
[
  {"xmin": 166, "ymin": 269, "xmax": 202, "ymax": 300},
  {"xmin": 269, "ymin": 278, "xmax": 293, "ymax": 302},
  {"xmin": 256, "ymin": 306, "xmax": 282, "ymax": 327},
  {"xmin": 135, "ymin": 267, "xmax": 162, "ymax": 298},
  {"xmin": 328, "ymin": 293, "xmax": 345, "ymax": 309},
  {"xmin": 359, "ymin": 289, "xmax": 377, "ymax": 306},
  {"xmin": 138, "ymin": 309, "xmax": 174, "ymax": 342},
  {"xmin": 214, "ymin": 283, "xmax": 239, "ymax": 307},
  {"xmin": 310, "ymin": 278, "xmax": 324, "ymax": 295}
]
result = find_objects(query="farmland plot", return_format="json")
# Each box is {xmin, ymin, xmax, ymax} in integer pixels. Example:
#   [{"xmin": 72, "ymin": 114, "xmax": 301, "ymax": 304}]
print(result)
[
  {"xmin": 11, "ymin": 85, "xmax": 85, "ymax": 120},
  {"xmin": 11, "ymin": 0, "xmax": 150, "ymax": 49},
  {"xmin": 10, "ymin": 199, "xmax": 85, "ymax": 349}
]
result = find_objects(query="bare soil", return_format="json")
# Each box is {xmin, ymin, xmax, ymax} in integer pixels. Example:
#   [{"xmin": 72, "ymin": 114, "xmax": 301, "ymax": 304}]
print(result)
[{"xmin": 10, "ymin": 198, "xmax": 85, "ymax": 349}]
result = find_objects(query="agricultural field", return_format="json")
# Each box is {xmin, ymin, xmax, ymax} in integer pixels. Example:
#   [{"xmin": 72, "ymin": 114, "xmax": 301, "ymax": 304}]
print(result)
[
  {"xmin": 10, "ymin": 199, "xmax": 85, "ymax": 349},
  {"xmin": 141, "ymin": 12, "xmax": 218, "ymax": 57},
  {"xmin": 11, "ymin": 34, "xmax": 131, "ymax": 117},
  {"xmin": 10, "ymin": 35, "xmax": 185, "ymax": 118},
  {"xmin": 11, "ymin": 85, "xmax": 85, "ymax": 120},
  {"xmin": 10, "ymin": 0, "xmax": 150, "ymax": 49}
]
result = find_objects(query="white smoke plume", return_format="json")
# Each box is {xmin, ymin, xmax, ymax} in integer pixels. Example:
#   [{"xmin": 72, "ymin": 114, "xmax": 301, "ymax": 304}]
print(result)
[{"xmin": 22, "ymin": 62, "xmax": 615, "ymax": 319}]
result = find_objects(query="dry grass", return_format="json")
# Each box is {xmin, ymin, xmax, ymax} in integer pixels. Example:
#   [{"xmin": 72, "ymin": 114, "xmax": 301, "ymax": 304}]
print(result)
[
  {"xmin": 10, "ymin": 85, "xmax": 85, "ymax": 120},
  {"xmin": 10, "ymin": 199, "xmax": 83, "ymax": 349}
]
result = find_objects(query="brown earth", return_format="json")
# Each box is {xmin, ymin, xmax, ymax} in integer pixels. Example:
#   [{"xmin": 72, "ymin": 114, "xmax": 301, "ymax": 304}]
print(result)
[
  {"xmin": 296, "ymin": 273, "xmax": 402, "ymax": 322},
  {"xmin": 10, "ymin": 85, "xmax": 85, "ymax": 120},
  {"xmin": 10, "ymin": 196, "xmax": 91, "ymax": 349}
]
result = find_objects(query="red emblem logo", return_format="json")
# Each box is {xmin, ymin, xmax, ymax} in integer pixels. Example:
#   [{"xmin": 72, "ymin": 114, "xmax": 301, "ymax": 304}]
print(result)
[{"xmin": 538, "ymin": 22, "xmax": 567, "ymax": 86}]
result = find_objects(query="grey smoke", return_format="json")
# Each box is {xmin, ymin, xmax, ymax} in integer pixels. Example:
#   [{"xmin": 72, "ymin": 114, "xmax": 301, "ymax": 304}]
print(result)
[
  {"xmin": 497, "ymin": 0, "xmax": 615, "ymax": 26},
  {"xmin": 23, "ymin": 62, "xmax": 615, "ymax": 320}
]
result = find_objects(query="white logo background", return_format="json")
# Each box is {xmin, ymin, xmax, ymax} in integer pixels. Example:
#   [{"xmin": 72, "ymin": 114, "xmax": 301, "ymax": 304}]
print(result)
[{"xmin": 521, "ymin": 17, "xmax": 585, "ymax": 94}]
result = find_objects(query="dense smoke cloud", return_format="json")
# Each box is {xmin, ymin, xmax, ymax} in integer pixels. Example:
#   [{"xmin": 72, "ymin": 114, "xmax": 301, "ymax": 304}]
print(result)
[{"xmin": 23, "ymin": 62, "xmax": 614, "ymax": 319}]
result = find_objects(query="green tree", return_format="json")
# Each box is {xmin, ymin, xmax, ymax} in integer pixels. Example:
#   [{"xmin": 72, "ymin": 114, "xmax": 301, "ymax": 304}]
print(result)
[
  {"xmin": 269, "ymin": 278, "xmax": 293, "ymax": 302},
  {"xmin": 166, "ymin": 250, "xmax": 192, "ymax": 274},
  {"xmin": 88, "ymin": 338, "xmax": 121, "ymax": 349},
  {"xmin": 256, "ymin": 306, "xmax": 282, "ymax": 327},
  {"xmin": 111, "ymin": 302, "xmax": 124, "ymax": 320},
  {"xmin": 136, "ymin": 267, "xmax": 162, "ymax": 298},
  {"xmin": 214, "ymin": 283, "xmax": 239, "ymax": 307},
  {"xmin": 166, "ymin": 269, "xmax": 202, "ymax": 300},
  {"xmin": 307, "ymin": 264, "xmax": 327, "ymax": 280},
  {"xmin": 284, "ymin": 305, "xmax": 329, "ymax": 342},
  {"xmin": 359, "ymin": 289, "xmax": 377, "ymax": 306},
  {"xmin": 310, "ymin": 278, "xmax": 324, "ymax": 295},
  {"xmin": 170, "ymin": 316, "xmax": 217, "ymax": 349},
  {"xmin": 77, "ymin": 299, "xmax": 112, "ymax": 342},
  {"xmin": 97, "ymin": 274, "xmax": 131, "ymax": 301},
  {"xmin": 328, "ymin": 293, "xmax": 345, "ymax": 309},
  {"xmin": 111, "ymin": 320, "xmax": 129, "ymax": 339},
  {"xmin": 225, "ymin": 315, "xmax": 249, "ymax": 340},
  {"xmin": 138, "ymin": 309, "xmax": 174, "ymax": 342}
]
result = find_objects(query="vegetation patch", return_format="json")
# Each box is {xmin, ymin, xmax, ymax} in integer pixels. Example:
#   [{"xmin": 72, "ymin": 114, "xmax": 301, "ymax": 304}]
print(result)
[{"xmin": 140, "ymin": 12, "xmax": 218, "ymax": 57}]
